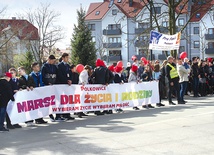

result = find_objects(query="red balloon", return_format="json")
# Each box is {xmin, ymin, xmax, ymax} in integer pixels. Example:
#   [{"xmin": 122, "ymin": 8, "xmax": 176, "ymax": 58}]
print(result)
[
  {"xmin": 117, "ymin": 61, "xmax": 123, "ymax": 68},
  {"xmin": 76, "ymin": 64, "xmax": 84, "ymax": 73},
  {"xmin": 180, "ymin": 52, "xmax": 187, "ymax": 59}
]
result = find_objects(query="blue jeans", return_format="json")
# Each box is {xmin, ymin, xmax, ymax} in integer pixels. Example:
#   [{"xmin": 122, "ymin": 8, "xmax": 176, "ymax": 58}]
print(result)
[
  {"xmin": 180, "ymin": 81, "xmax": 188, "ymax": 102},
  {"xmin": 0, "ymin": 107, "xmax": 6, "ymax": 129},
  {"xmin": 193, "ymin": 77, "xmax": 199, "ymax": 97}
]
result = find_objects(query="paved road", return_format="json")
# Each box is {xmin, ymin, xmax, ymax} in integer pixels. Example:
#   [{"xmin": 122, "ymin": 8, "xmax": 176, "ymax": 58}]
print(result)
[{"xmin": 0, "ymin": 96, "xmax": 214, "ymax": 155}]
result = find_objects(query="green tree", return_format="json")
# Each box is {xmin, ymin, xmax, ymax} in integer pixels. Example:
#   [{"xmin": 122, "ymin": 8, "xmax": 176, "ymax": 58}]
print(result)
[
  {"xmin": 71, "ymin": 7, "xmax": 97, "ymax": 67},
  {"xmin": 18, "ymin": 51, "xmax": 35, "ymax": 74}
]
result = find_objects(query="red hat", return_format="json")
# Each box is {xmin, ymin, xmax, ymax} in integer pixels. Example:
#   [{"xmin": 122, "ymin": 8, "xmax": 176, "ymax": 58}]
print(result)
[
  {"xmin": 4, "ymin": 72, "xmax": 12, "ymax": 78},
  {"xmin": 114, "ymin": 66, "xmax": 123, "ymax": 73},
  {"xmin": 132, "ymin": 55, "xmax": 137, "ymax": 61},
  {"xmin": 100, "ymin": 60, "xmax": 106, "ymax": 67},
  {"xmin": 108, "ymin": 65, "xmax": 115, "ymax": 72},
  {"xmin": 96, "ymin": 59, "xmax": 102, "ymax": 67},
  {"xmin": 131, "ymin": 65, "xmax": 138, "ymax": 72}
]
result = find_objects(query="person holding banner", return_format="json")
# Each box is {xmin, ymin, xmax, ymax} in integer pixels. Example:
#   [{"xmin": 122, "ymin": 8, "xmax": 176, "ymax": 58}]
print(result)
[
  {"xmin": 41, "ymin": 55, "xmax": 58, "ymax": 122},
  {"xmin": 166, "ymin": 56, "xmax": 181, "ymax": 105},
  {"xmin": 77, "ymin": 65, "xmax": 91, "ymax": 118},
  {"xmin": 56, "ymin": 53, "xmax": 75, "ymax": 121},
  {"xmin": 18, "ymin": 66, "xmax": 36, "ymax": 126},
  {"xmin": 114, "ymin": 66, "xmax": 124, "ymax": 113},
  {"xmin": 30, "ymin": 62, "xmax": 48, "ymax": 124},
  {"xmin": 128, "ymin": 65, "xmax": 140, "ymax": 110},
  {"xmin": 0, "ymin": 72, "xmax": 15, "ymax": 132},
  {"xmin": 91, "ymin": 59, "xmax": 109, "ymax": 115}
]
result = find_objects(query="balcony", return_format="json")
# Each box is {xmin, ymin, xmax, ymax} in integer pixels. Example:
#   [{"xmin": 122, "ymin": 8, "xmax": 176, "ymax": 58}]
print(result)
[
  {"xmin": 103, "ymin": 29, "xmax": 121, "ymax": 35},
  {"xmin": 108, "ymin": 55, "xmax": 122, "ymax": 61},
  {"xmin": 205, "ymin": 48, "xmax": 214, "ymax": 54},
  {"xmin": 205, "ymin": 34, "xmax": 214, "ymax": 40},
  {"xmin": 135, "ymin": 28, "xmax": 147, "ymax": 34},
  {"xmin": 135, "ymin": 40, "xmax": 148, "ymax": 47},
  {"xmin": 103, "ymin": 42, "xmax": 122, "ymax": 48}
]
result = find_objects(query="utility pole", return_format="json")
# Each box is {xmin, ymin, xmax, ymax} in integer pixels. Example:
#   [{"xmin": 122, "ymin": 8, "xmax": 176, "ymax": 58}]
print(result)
[{"xmin": 149, "ymin": 0, "xmax": 153, "ymax": 61}]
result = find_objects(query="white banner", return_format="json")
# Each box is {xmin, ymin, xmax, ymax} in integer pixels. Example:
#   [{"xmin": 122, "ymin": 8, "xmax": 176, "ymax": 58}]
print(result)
[
  {"xmin": 149, "ymin": 30, "xmax": 181, "ymax": 50},
  {"xmin": 7, "ymin": 81, "xmax": 159, "ymax": 124}
]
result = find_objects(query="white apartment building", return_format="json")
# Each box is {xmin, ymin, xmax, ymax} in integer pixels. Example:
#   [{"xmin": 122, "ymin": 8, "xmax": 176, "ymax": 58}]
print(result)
[{"xmin": 85, "ymin": 0, "xmax": 214, "ymax": 65}]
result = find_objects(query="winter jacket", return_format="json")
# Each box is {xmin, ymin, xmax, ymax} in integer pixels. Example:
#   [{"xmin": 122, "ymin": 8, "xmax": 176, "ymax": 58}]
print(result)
[
  {"xmin": 41, "ymin": 63, "xmax": 57, "ymax": 85},
  {"xmin": 0, "ymin": 79, "xmax": 15, "ymax": 107}
]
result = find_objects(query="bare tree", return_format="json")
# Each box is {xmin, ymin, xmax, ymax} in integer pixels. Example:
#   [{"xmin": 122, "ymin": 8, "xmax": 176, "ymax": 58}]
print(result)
[{"xmin": 20, "ymin": 3, "xmax": 65, "ymax": 64}]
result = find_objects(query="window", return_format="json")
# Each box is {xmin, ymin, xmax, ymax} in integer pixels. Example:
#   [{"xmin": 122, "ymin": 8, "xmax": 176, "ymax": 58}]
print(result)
[
  {"xmin": 108, "ymin": 37, "xmax": 121, "ymax": 43},
  {"xmin": 196, "ymin": 13, "xmax": 201, "ymax": 18},
  {"xmin": 95, "ymin": 11, "xmax": 100, "ymax": 15},
  {"xmin": 208, "ymin": 42, "xmax": 214, "ymax": 48},
  {"xmin": 138, "ymin": 22, "xmax": 149, "ymax": 28},
  {"xmin": 194, "ymin": 41, "xmax": 200, "ymax": 48},
  {"xmin": 139, "ymin": 36, "xmax": 148, "ymax": 41},
  {"xmin": 178, "ymin": 18, "xmax": 184, "ymax": 26},
  {"xmin": 194, "ymin": 27, "xmax": 199, "ymax": 34},
  {"xmin": 88, "ymin": 24, "xmax": 95, "ymax": 31},
  {"xmin": 152, "ymin": 7, "xmax": 161, "ymax": 14},
  {"xmin": 179, "ymin": 46, "xmax": 185, "ymax": 53},
  {"xmin": 108, "ymin": 24, "xmax": 121, "ymax": 30},
  {"xmin": 162, "ymin": 21, "xmax": 169, "ymax": 27},
  {"xmin": 208, "ymin": 28, "xmax": 214, "ymax": 34},
  {"xmin": 109, "ymin": 50, "xmax": 121, "ymax": 56},
  {"xmin": 112, "ymin": 9, "xmax": 118, "ymax": 15}
]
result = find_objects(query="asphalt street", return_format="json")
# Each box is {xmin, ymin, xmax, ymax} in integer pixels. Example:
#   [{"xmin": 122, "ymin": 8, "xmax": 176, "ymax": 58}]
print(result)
[{"xmin": 0, "ymin": 96, "xmax": 214, "ymax": 155}]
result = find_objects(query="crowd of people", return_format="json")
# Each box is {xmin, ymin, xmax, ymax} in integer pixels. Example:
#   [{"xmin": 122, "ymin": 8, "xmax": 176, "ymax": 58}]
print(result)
[{"xmin": 0, "ymin": 52, "xmax": 213, "ymax": 132}]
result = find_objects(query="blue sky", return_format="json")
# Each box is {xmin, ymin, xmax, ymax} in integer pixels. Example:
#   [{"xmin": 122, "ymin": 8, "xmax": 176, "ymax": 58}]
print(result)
[{"xmin": 0, "ymin": 0, "xmax": 103, "ymax": 48}]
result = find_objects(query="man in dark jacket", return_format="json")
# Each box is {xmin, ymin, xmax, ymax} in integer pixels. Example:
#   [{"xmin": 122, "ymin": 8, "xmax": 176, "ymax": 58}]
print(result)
[
  {"xmin": 91, "ymin": 59, "xmax": 109, "ymax": 115},
  {"xmin": 0, "ymin": 72, "xmax": 15, "ymax": 132},
  {"xmin": 166, "ymin": 56, "xmax": 181, "ymax": 105},
  {"xmin": 191, "ymin": 57, "xmax": 200, "ymax": 97},
  {"xmin": 56, "ymin": 53, "xmax": 75, "ymax": 120},
  {"xmin": 41, "ymin": 55, "xmax": 58, "ymax": 121},
  {"xmin": 6, "ymin": 68, "xmax": 22, "ymax": 129}
]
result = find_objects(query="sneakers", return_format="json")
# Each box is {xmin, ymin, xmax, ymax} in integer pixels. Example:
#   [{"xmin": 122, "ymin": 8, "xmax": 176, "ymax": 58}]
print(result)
[
  {"xmin": 116, "ymin": 109, "xmax": 123, "ymax": 113},
  {"xmin": 49, "ymin": 115, "xmax": 55, "ymax": 122},
  {"xmin": 148, "ymin": 104, "xmax": 155, "ymax": 108},
  {"xmin": 0, "ymin": 127, "xmax": 9, "ymax": 132},
  {"xmin": 156, "ymin": 103, "xmax": 165, "ymax": 107},
  {"xmin": 55, "ymin": 117, "xmax": 66, "ymax": 122},
  {"xmin": 133, "ymin": 107, "xmax": 140, "ymax": 110},
  {"xmin": 35, "ymin": 120, "xmax": 48, "ymax": 124}
]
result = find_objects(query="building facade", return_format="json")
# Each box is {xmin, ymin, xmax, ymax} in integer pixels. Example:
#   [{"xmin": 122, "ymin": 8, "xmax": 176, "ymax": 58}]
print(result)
[
  {"xmin": 86, "ymin": 0, "xmax": 214, "ymax": 65},
  {"xmin": 0, "ymin": 18, "xmax": 39, "ymax": 74}
]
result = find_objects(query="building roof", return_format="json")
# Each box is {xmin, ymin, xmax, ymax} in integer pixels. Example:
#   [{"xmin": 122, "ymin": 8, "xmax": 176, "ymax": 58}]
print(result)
[
  {"xmin": 85, "ymin": 0, "xmax": 147, "ymax": 21},
  {"xmin": 190, "ymin": 0, "xmax": 214, "ymax": 22},
  {"xmin": 0, "ymin": 19, "xmax": 39, "ymax": 40}
]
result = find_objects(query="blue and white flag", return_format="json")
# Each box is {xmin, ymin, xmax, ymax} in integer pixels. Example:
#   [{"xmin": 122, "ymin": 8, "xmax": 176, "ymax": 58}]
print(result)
[{"xmin": 149, "ymin": 31, "xmax": 181, "ymax": 50}]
